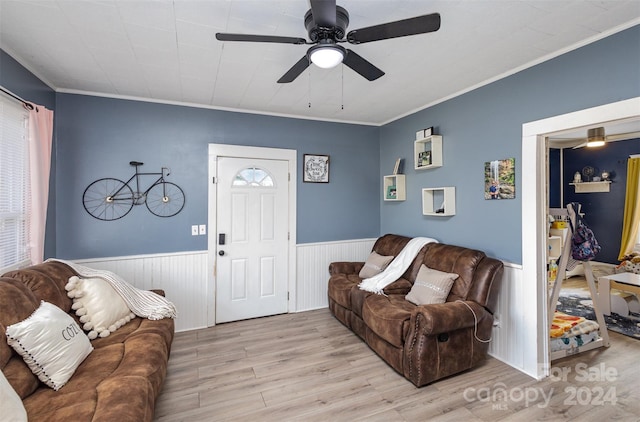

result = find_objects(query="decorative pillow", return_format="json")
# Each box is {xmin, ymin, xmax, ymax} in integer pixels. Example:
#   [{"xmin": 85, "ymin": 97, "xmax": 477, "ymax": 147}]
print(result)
[
  {"xmin": 359, "ymin": 251, "xmax": 394, "ymax": 278},
  {"xmin": 405, "ymin": 265, "xmax": 459, "ymax": 305},
  {"xmin": 0, "ymin": 369, "xmax": 27, "ymax": 422},
  {"xmin": 5, "ymin": 301, "xmax": 93, "ymax": 391},
  {"xmin": 65, "ymin": 276, "xmax": 135, "ymax": 340}
]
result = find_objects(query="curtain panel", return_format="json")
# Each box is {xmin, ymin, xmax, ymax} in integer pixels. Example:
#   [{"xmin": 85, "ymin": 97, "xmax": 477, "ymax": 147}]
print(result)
[
  {"xmin": 27, "ymin": 103, "xmax": 54, "ymax": 264},
  {"xmin": 618, "ymin": 157, "xmax": 640, "ymax": 260}
]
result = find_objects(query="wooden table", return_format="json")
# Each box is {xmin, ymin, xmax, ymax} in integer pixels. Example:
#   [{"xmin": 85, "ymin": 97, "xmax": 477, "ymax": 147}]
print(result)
[{"xmin": 597, "ymin": 272, "xmax": 640, "ymax": 315}]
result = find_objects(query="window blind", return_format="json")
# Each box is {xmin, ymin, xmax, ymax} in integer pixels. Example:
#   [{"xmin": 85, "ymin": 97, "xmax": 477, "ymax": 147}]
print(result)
[{"xmin": 0, "ymin": 91, "xmax": 30, "ymax": 272}]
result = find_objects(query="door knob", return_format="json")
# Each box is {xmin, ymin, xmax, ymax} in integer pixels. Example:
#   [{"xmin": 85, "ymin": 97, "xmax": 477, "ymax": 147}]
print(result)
[{"xmin": 219, "ymin": 250, "xmax": 225, "ymax": 256}]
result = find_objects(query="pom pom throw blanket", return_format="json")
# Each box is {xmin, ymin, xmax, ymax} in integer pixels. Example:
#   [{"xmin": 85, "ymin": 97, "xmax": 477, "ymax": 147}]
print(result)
[{"xmin": 47, "ymin": 258, "xmax": 177, "ymax": 320}]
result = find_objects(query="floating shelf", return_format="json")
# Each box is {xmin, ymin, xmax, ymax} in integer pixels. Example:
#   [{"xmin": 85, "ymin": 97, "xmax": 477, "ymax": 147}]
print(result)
[
  {"xmin": 569, "ymin": 181, "xmax": 611, "ymax": 193},
  {"xmin": 414, "ymin": 135, "xmax": 443, "ymax": 170},
  {"xmin": 422, "ymin": 187, "xmax": 455, "ymax": 216},
  {"xmin": 383, "ymin": 174, "xmax": 406, "ymax": 201}
]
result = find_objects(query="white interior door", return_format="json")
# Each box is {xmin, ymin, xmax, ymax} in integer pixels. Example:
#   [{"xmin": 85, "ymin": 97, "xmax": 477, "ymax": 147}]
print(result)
[{"xmin": 215, "ymin": 156, "xmax": 289, "ymax": 323}]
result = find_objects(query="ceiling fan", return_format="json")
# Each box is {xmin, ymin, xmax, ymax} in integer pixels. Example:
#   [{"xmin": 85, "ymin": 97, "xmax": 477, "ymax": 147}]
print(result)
[
  {"xmin": 553, "ymin": 127, "xmax": 640, "ymax": 149},
  {"xmin": 215, "ymin": 0, "xmax": 441, "ymax": 83}
]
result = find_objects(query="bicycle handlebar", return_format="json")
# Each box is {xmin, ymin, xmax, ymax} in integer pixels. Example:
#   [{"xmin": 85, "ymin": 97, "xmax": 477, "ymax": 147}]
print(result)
[{"xmin": 162, "ymin": 167, "xmax": 171, "ymax": 177}]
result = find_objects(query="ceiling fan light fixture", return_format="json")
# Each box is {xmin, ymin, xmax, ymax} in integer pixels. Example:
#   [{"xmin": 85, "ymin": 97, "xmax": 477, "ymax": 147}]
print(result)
[
  {"xmin": 586, "ymin": 127, "xmax": 605, "ymax": 147},
  {"xmin": 308, "ymin": 42, "xmax": 345, "ymax": 69},
  {"xmin": 586, "ymin": 140, "xmax": 605, "ymax": 148}
]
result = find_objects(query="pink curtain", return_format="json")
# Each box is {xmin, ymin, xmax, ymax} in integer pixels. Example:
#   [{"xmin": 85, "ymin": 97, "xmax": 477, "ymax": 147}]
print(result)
[{"xmin": 27, "ymin": 103, "xmax": 54, "ymax": 264}]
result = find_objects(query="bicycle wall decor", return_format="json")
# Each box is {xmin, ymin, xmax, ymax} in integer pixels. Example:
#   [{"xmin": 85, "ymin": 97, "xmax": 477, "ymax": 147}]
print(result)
[{"xmin": 83, "ymin": 161, "xmax": 185, "ymax": 221}]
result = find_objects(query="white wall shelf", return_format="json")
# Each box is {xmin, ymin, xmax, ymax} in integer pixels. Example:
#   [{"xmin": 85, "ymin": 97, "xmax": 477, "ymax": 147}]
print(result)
[
  {"xmin": 383, "ymin": 174, "xmax": 406, "ymax": 201},
  {"xmin": 569, "ymin": 181, "xmax": 611, "ymax": 193},
  {"xmin": 422, "ymin": 187, "xmax": 455, "ymax": 216},
  {"xmin": 414, "ymin": 135, "xmax": 443, "ymax": 170}
]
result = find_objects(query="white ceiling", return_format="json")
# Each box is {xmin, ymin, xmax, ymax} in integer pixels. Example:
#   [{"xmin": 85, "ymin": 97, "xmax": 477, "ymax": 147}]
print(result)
[{"xmin": 1, "ymin": 0, "xmax": 639, "ymax": 125}]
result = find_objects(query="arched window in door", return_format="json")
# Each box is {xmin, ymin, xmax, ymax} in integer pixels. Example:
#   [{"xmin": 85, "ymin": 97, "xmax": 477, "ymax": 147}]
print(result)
[{"xmin": 232, "ymin": 167, "xmax": 275, "ymax": 187}]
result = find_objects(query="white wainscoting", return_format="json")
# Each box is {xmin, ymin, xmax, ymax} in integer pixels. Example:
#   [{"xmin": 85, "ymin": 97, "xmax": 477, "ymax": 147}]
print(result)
[
  {"xmin": 74, "ymin": 241, "xmax": 526, "ymax": 376},
  {"xmin": 295, "ymin": 238, "xmax": 377, "ymax": 312},
  {"xmin": 488, "ymin": 262, "xmax": 525, "ymax": 373},
  {"xmin": 76, "ymin": 251, "xmax": 208, "ymax": 333},
  {"xmin": 73, "ymin": 239, "xmax": 376, "ymax": 332}
]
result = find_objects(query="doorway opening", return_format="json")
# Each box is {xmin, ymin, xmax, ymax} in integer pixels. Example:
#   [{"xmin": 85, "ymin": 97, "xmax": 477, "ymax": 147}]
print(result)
[{"xmin": 522, "ymin": 97, "xmax": 640, "ymax": 379}]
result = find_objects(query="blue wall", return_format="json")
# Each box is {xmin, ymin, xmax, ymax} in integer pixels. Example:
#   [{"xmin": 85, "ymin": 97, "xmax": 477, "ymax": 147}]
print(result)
[
  {"xmin": 54, "ymin": 94, "xmax": 380, "ymax": 259},
  {"xmin": 561, "ymin": 139, "xmax": 640, "ymax": 264},
  {"xmin": 380, "ymin": 25, "xmax": 640, "ymax": 264}
]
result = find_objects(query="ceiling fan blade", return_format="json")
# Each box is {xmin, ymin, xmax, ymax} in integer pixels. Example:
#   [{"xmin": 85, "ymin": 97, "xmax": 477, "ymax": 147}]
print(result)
[
  {"xmin": 343, "ymin": 49, "xmax": 384, "ymax": 81},
  {"xmin": 606, "ymin": 131, "xmax": 640, "ymax": 141},
  {"xmin": 216, "ymin": 33, "xmax": 306, "ymax": 45},
  {"xmin": 277, "ymin": 56, "xmax": 310, "ymax": 83},
  {"xmin": 347, "ymin": 13, "xmax": 441, "ymax": 44},
  {"xmin": 310, "ymin": 0, "xmax": 336, "ymax": 27}
]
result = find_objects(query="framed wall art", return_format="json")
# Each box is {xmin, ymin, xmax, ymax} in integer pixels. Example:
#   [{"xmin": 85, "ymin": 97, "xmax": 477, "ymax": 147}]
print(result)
[
  {"xmin": 303, "ymin": 154, "xmax": 330, "ymax": 183},
  {"xmin": 484, "ymin": 158, "xmax": 515, "ymax": 200}
]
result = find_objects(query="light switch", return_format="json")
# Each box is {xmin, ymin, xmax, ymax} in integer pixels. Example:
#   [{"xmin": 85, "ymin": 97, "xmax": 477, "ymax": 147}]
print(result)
[
  {"xmin": 199, "ymin": 224, "xmax": 206, "ymax": 235},
  {"xmin": 191, "ymin": 225, "xmax": 198, "ymax": 236}
]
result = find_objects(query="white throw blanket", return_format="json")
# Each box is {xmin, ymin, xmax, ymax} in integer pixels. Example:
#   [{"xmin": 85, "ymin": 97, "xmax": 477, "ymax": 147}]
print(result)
[
  {"xmin": 47, "ymin": 258, "xmax": 177, "ymax": 320},
  {"xmin": 358, "ymin": 237, "xmax": 437, "ymax": 294}
]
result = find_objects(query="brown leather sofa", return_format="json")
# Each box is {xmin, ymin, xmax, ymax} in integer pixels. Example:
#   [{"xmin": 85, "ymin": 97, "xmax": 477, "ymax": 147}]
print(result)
[
  {"xmin": 0, "ymin": 261, "xmax": 174, "ymax": 421},
  {"xmin": 328, "ymin": 234, "xmax": 503, "ymax": 387}
]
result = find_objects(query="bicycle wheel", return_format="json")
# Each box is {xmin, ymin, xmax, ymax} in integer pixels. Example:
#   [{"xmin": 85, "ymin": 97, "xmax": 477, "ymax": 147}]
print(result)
[
  {"xmin": 83, "ymin": 178, "xmax": 134, "ymax": 221},
  {"xmin": 145, "ymin": 182, "xmax": 185, "ymax": 217}
]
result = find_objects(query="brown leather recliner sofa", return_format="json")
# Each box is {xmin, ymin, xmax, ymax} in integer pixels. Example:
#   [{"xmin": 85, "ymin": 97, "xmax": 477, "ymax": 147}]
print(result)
[
  {"xmin": 0, "ymin": 261, "xmax": 174, "ymax": 421},
  {"xmin": 328, "ymin": 234, "xmax": 504, "ymax": 387}
]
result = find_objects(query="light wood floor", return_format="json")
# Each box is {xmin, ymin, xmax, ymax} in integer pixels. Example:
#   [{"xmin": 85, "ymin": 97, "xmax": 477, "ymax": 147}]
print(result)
[{"xmin": 154, "ymin": 304, "xmax": 640, "ymax": 422}]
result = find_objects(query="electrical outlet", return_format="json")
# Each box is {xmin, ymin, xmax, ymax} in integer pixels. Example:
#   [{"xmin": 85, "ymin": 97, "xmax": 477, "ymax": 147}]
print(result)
[
  {"xmin": 199, "ymin": 224, "xmax": 206, "ymax": 235},
  {"xmin": 191, "ymin": 225, "xmax": 198, "ymax": 236}
]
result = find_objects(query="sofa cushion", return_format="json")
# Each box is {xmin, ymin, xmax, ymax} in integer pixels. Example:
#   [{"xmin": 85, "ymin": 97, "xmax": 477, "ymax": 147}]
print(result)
[
  {"xmin": 406, "ymin": 265, "xmax": 458, "ymax": 305},
  {"xmin": 421, "ymin": 243, "xmax": 486, "ymax": 301},
  {"xmin": 0, "ymin": 368, "xmax": 27, "ymax": 421},
  {"xmin": 327, "ymin": 273, "xmax": 360, "ymax": 309},
  {"xmin": 362, "ymin": 294, "xmax": 414, "ymax": 348},
  {"xmin": 371, "ymin": 234, "xmax": 427, "ymax": 281},
  {"xmin": 359, "ymin": 251, "xmax": 394, "ymax": 278},
  {"xmin": 6, "ymin": 301, "xmax": 93, "ymax": 391},
  {"xmin": 3, "ymin": 262, "xmax": 77, "ymax": 313},
  {"xmin": 350, "ymin": 286, "xmax": 372, "ymax": 318},
  {"xmin": 66, "ymin": 276, "xmax": 135, "ymax": 340}
]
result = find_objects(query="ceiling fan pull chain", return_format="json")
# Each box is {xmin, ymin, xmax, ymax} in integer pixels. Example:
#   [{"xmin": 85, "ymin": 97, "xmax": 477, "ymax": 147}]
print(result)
[
  {"xmin": 308, "ymin": 68, "xmax": 311, "ymax": 108},
  {"xmin": 341, "ymin": 66, "xmax": 344, "ymax": 110}
]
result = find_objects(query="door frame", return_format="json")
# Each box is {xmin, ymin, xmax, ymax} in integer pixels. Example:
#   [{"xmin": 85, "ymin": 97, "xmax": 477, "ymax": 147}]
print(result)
[
  {"xmin": 207, "ymin": 144, "xmax": 297, "ymax": 326},
  {"xmin": 522, "ymin": 97, "xmax": 640, "ymax": 379}
]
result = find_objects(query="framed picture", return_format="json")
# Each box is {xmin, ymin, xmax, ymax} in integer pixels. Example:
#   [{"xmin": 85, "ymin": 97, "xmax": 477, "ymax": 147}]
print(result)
[
  {"xmin": 386, "ymin": 185, "xmax": 397, "ymax": 200},
  {"xmin": 393, "ymin": 158, "xmax": 403, "ymax": 175},
  {"xmin": 484, "ymin": 158, "xmax": 515, "ymax": 200},
  {"xmin": 418, "ymin": 151, "xmax": 432, "ymax": 167},
  {"xmin": 303, "ymin": 154, "xmax": 330, "ymax": 183}
]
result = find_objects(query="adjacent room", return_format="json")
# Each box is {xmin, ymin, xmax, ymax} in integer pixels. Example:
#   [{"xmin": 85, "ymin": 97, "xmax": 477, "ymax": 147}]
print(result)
[{"xmin": 1, "ymin": 1, "xmax": 639, "ymax": 420}]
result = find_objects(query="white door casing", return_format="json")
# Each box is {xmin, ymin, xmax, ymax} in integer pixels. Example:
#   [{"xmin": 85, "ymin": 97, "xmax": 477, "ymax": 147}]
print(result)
[
  {"xmin": 522, "ymin": 97, "xmax": 640, "ymax": 379},
  {"xmin": 215, "ymin": 157, "xmax": 289, "ymax": 323},
  {"xmin": 208, "ymin": 145, "xmax": 297, "ymax": 326}
]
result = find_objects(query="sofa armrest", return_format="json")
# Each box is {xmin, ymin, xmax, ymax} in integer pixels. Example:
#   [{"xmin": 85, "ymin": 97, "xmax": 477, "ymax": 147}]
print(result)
[
  {"xmin": 328, "ymin": 261, "xmax": 364, "ymax": 276},
  {"xmin": 411, "ymin": 300, "xmax": 489, "ymax": 336},
  {"xmin": 404, "ymin": 300, "xmax": 494, "ymax": 387}
]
